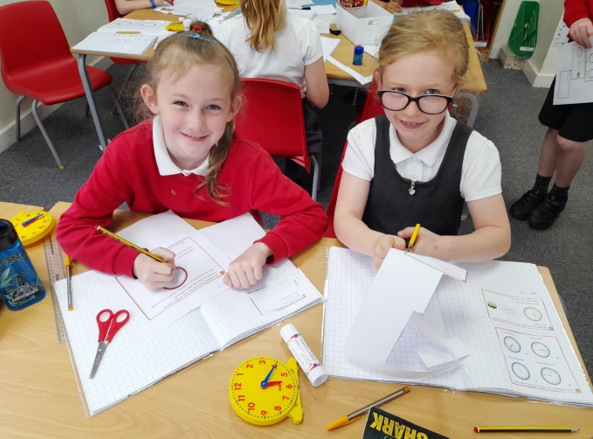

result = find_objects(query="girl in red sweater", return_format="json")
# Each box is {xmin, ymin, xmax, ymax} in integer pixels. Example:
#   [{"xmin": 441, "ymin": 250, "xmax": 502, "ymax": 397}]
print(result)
[{"xmin": 57, "ymin": 22, "xmax": 327, "ymax": 291}]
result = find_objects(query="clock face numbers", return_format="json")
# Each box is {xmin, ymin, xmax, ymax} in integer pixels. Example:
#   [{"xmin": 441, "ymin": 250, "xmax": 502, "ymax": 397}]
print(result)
[
  {"xmin": 523, "ymin": 307, "xmax": 543, "ymax": 321},
  {"xmin": 541, "ymin": 367, "xmax": 561, "ymax": 385},
  {"xmin": 531, "ymin": 342, "xmax": 551, "ymax": 358},
  {"xmin": 511, "ymin": 362, "xmax": 530, "ymax": 380},
  {"xmin": 503, "ymin": 336, "xmax": 521, "ymax": 353},
  {"xmin": 229, "ymin": 356, "xmax": 298, "ymax": 426},
  {"xmin": 10, "ymin": 211, "xmax": 54, "ymax": 246}
]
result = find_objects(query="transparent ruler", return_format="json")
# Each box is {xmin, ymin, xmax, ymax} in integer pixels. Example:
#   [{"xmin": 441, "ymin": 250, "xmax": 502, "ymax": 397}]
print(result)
[{"xmin": 43, "ymin": 234, "xmax": 66, "ymax": 343}]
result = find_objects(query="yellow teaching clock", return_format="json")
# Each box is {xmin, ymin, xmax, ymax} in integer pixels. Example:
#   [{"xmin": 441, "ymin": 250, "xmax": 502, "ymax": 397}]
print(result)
[
  {"xmin": 10, "ymin": 211, "xmax": 54, "ymax": 246},
  {"xmin": 229, "ymin": 356, "xmax": 303, "ymax": 426}
]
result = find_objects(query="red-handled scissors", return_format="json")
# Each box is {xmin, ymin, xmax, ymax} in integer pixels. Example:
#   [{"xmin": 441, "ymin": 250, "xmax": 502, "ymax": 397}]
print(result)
[{"xmin": 89, "ymin": 309, "xmax": 130, "ymax": 379}]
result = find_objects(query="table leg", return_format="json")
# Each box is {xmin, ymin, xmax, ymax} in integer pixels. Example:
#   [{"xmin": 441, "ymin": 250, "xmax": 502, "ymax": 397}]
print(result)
[{"xmin": 77, "ymin": 54, "xmax": 107, "ymax": 151}]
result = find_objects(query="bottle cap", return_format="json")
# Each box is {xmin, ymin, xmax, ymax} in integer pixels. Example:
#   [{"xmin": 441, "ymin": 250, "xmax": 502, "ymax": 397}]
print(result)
[
  {"xmin": 354, "ymin": 45, "xmax": 364, "ymax": 55},
  {"xmin": 279, "ymin": 323, "xmax": 298, "ymax": 342},
  {"xmin": 0, "ymin": 219, "xmax": 17, "ymax": 251}
]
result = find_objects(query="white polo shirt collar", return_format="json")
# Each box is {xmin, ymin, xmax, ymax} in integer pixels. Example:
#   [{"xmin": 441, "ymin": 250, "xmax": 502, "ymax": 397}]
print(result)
[
  {"xmin": 388, "ymin": 113, "xmax": 457, "ymax": 167},
  {"xmin": 152, "ymin": 115, "xmax": 210, "ymax": 177}
]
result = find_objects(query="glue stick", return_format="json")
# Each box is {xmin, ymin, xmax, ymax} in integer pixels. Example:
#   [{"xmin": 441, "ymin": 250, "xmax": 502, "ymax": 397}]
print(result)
[
  {"xmin": 280, "ymin": 323, "xmax": 328, "ymax": 387},
  {"xmin": 183, "ymin": 18, "xmax": 192, "ymax": 31}
]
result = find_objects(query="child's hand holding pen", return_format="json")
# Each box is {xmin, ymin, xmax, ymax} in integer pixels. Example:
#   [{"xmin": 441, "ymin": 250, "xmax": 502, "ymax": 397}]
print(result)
[
  {"xmin": 133, "ymin": 247, "xmax": 176, "ymax": 291},
  {"xmin": 373, "ymin": 234, "xmax": 406, "ymax": 270},
  {"xmin": 397, "ymin": 226, "xmax": 450, "ymax": 261}
]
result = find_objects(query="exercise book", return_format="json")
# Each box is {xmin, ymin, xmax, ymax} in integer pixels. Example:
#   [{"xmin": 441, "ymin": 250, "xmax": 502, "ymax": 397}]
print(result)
[
  {"xmin": 53, "ymin": 213, "xmax": 323, "ymax": 416},
  {"xmin": 322, "ymin": 247, "xmax": 593, "ymax": 407}
]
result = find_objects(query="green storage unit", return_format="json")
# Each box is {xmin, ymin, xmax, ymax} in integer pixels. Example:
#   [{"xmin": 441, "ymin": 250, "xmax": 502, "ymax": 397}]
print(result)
[{"xmin": 508, "ymin": 1, "xmax": 539, "ymax": 56}]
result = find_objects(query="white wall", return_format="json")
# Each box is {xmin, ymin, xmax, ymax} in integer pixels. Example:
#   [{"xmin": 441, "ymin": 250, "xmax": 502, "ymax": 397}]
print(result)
[
  {"xmin": 0, "ymin": 0, "xmax": 111, "ymax": 153},
  {"xmin": 490, "ymin": 0, "xmax": 564, "ymax": 88}
]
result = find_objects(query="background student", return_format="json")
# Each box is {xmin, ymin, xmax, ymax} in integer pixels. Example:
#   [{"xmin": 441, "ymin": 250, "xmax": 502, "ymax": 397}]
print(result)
[
  {"xmin": 114, "ymin": 0, "xmax": 166, "ymax": 15},
  {"xmin": 57, "ymin": 23, "xmax": 328, "ymax": 291},
  {"xmin": 509, "ymin": 0, "xmax": 593, "ymax": 230},
  {"xmin": 334, "ymin": 10, "xmax": 510, "ymax": 269},
  {"xmin": 215, "ymin": 0, "xmax": 329, "ymax": 170}
]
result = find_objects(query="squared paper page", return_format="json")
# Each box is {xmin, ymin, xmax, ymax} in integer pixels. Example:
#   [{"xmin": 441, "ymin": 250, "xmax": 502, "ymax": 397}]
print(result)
[
  {"xmin": 435, "ymin": 261, "xmax": 593, "ymax": 406},
  {"xmin": 197, "ymin": 213, "xmax": 323, "ymax": 348},
  {"xmin": 322, "ymin": 247, "xmax": 456, "ymax": 384},
  {"xmin": 54, "ymin": 271, "xmax": 220, "ymax": 416},
  {"xmin": 323, "ymin": 248, "xmax": 593, "ymax": 406},
  {"xmin": 201, "ymin": 259, "xmax": 323, "ymax": 348}
]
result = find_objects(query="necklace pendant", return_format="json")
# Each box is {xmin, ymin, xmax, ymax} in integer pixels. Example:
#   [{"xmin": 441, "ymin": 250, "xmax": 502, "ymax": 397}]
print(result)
[{"xmin": 408, "ymin": 181, "xmax": 416, "ymax": 195}]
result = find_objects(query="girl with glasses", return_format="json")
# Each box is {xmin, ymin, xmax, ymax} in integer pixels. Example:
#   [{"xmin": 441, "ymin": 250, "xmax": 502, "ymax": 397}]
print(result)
[{"xmin": 334, "ymin": 10, "xmax": 510, "ymax": 269}]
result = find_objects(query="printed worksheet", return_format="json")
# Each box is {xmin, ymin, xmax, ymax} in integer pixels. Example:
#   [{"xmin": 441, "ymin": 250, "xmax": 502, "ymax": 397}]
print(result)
[{"xmin": 554, "ymin": 38, "xmax": 593, "ymax": 105}]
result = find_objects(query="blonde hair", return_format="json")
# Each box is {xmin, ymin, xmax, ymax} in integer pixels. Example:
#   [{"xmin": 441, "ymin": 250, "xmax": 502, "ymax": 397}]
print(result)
[
  {"xmin": 378, "ymin": 10, "xmax": 469, "ymax": 86},
  {"xmin": 241, "ymin": 0, "xmax": 286, "ymax": 51},
  {"xmin": 137, "ymin": 22, "xmax": 241, "ymax": 205}
]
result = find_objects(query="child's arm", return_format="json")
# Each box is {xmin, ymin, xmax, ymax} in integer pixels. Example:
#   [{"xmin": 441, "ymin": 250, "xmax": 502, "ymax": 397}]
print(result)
[
  {"xmin": 133, "ymin": 249, "xmax": 176, "ymax": 291},
  {"xmin": 334, "ymin": 171, "xmax": 406, "ymax": 269},
  {"xmin": 397, "ymin": 194, "xmax": 511, "ymax": 262},
  {"xmin": 304, "ymin": 58, "xmax": 329, "ymax": 109},
  {"xmin": 114, "ymin": 0, "xmax": 166, "ymax": 15}
]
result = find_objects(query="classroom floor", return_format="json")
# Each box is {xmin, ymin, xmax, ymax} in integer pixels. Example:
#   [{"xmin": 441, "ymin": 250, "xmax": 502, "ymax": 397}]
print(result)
[{"xmin": 0, "ymin": 60, "xmax": 592, "ymax": 379}]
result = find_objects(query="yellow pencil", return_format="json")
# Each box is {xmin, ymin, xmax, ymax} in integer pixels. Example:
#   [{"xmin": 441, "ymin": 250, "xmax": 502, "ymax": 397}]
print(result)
[
  {"xmin": 96, "ymin": 226, "xmax": 166, "ymax": 263},
  {"xmin": 408, "ymin": 223, "xmax": 421, "ymax": 249},
  {"xmin": 65, "ymin": 254, "xmax": 73, "ymax": 311},
  {"xmin": 474, "ymin": 427, "xmax": 579, "ymax": 433}
]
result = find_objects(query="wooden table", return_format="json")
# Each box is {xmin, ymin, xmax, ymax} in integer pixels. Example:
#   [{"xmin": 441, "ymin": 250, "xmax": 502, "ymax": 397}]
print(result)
[
  {"xmin": 71, "ymin": 8, "xmax": 487, "ymax": 148},
  {"xmin": 2, "ymin": 201, "xmax": 591, "ymax": 439}
]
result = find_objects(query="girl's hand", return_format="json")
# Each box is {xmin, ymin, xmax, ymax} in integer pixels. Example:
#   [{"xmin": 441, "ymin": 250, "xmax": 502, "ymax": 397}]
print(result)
[
  {"xmin": 133, "ymin": 247, "xmax": 176, "ymax": 291},
  {"xmin": 373, "ymin": 234, "xmax": 406, "ymax": 270},
  {"xmin": 570, "ymin": 18, "xmax": 593, "ymax": 48},
  {"xmin": 386, "ymin": 0, "xmax": 403, "ymax": 14},
  {"xmin": 224, "ymin": 243, "xmax": 272, "ymax": 289},
  {"xmin": 155, "ymin": 0, "xmax": 166, "ymax": 6},
  {"xmin": 397, "ymin": 226, "xmax": 449, "ymax": 261}
]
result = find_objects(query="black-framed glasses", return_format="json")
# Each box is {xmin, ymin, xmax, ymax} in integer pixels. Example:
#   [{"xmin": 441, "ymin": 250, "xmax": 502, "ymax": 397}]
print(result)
[{"xmin": 378, "ymin": 90, "xmax": 456, "ymax": 115}]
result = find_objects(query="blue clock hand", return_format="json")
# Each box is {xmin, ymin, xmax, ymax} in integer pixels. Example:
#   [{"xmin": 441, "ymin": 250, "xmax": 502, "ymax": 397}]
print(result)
[{"xmin": 260, "ymin": 362, "xmax": 278, "ymax": 388}]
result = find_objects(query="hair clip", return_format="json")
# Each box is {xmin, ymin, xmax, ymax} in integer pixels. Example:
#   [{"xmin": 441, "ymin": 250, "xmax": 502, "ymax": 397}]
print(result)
[
  {"xmin": 177, "ymin": 32, "xmax": 220, "ymax": 45},
  {"xmin": 192, "ymin": 25, "xmax": 202, "ymax": 31}
]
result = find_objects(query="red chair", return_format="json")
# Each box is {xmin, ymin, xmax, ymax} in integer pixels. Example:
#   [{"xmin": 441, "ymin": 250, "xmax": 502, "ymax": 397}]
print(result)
[
  {"xmin": 235, "ymin": 78, "xmax": 320, "ymax": 201},
  {"xmin": 0, "ymin": 1, "xmax": 123, "ymax": 169},
  {"xmin": 324, "ymin": 142, "xmax": 348, "ymax": 239},
  {"xmin": 103, "ymin": 0, "xmax": 144, "ymax": 113}
]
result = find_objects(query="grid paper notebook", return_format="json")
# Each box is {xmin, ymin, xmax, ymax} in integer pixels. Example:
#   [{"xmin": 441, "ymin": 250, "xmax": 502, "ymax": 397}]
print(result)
[
  {"xmin": 323, "ymin": 247, "xmax": 593, "ymax": 407},
  {"xmin": 54, "ymin": 214, "xmax": 323, "ymax": 416}
]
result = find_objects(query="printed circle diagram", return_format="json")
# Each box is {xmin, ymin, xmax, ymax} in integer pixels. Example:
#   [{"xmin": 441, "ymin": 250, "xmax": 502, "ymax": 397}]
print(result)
[
  {"xmin": 503, "ymin": 336, "xmax": 521, "ymax": 353},
  {"xmin": 531, "ymin": 342, "xmax": 551, "ymax": 358},
  {"xmin": 523, "ymin": 307, "xmax": 543, "ymax": 321},
  {"xmin": 541, "ymin": 367, "xmax": 561, "ymax": 385},
  {"xmin": 511, "ymin": 362, "xmax": 530, "ymax": 380}
]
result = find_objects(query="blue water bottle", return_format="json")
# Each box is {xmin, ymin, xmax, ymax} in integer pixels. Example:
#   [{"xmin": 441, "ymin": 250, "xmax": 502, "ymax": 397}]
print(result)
[{"xmin": 0, "ymin": 219, "xmax": 46, "ymax": 310}]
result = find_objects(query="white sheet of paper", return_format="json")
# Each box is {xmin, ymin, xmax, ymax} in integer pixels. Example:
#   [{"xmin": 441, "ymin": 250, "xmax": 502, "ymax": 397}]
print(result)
[
  {"xmin": 249, "ymin": 277, "xmax": 304, "ymax": 315},
  {"xmin": 114, "ymin": 211, "xmax": 231, "ymax": 333},
  {"xmin": 156, "ymin": 0, "xmax": 216, "ymax": 19},
  {"xmin": 327, "ymin": 56, "xmax": 372, "ymax": 84},
  {"xmin": 416, "ymin": 337, "xmax": 470, "ymax": 368},
  {"xmin": 343, "ymin": 249, "xmax": 443, "ymax": 365},
  {"xmin": 287, "ymin": 8, "xmax": 317, "ymax": 19},
  {"xmin": 320, "ymin": 36, "xmax": 340, "ymax": 61},
  {"xmin": 554, "ymin": 39, "xmax": 593, "ymax": 105},
  {"xmin": 363, "ymin": 44, "xmax": 379, "ymax": 59},
  {"xmin": 311, "ymin": 4, "xmax": 336, "ymax": 15},
  {"xmin": 313, "ymin": 16, "xmax": 330, "ymax": 34},
  {"xmin": 406, "ymin": 253, "xmax": 467, "ymax": 282},
  {"xmin": 73, "ymin": 32, "xmax": 156, "ymax": 55},
  {"xmin": 285, "ymin": 0, "xmax": 313, "ymax": 9},
  {"xmin": 98, "ymin": 18, "xmax": 170, "ymax": 36}
]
